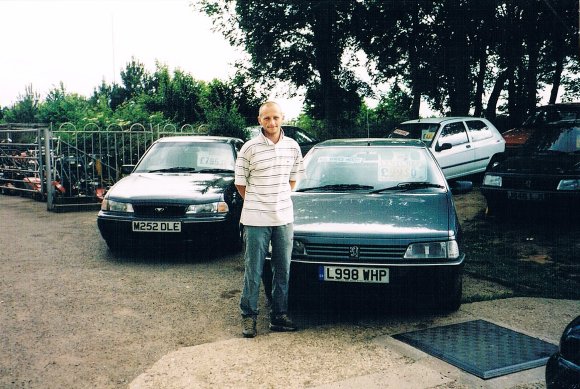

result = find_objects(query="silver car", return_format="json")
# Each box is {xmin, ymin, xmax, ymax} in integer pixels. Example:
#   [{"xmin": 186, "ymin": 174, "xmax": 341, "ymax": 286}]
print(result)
[
  {"xmin": 389, "ymin": 117, "xmax": 505, "ymax": 180},
  {"xmin": 265, "ymin": 138, "xmax": 472, "ymax": 312}
]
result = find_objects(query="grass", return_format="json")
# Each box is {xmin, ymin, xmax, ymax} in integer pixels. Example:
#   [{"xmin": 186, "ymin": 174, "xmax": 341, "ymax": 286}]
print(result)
[{"xmin": 461, "ymin": 212, "xmax": 580, "ymax": 301}]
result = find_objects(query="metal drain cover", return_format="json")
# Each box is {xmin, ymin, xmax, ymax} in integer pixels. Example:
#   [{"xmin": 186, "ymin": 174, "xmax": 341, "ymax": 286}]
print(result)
[{"xmin": 392, "ymin": 319, "xmax": 558, "ymax": 379}]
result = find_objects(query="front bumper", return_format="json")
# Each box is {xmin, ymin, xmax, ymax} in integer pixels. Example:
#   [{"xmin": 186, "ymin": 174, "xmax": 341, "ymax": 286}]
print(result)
[{"xmin": 97, "ymin": 212, "xmax": 234, "ymax": 244}]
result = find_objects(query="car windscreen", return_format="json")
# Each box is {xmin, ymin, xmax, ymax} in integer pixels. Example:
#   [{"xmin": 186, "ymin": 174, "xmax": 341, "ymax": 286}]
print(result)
[
  {"xmin": 388, "ymin": 123, "xmax": 439, "ymax": 147},
  {"xmin": 522, "ymin": 125, "xmax": 580, "ymax": 154},
  {"xmin": 134, "ymin": 142, "xmax": 235, "ymax": 173},
  {"xmin": 294, "ymin": 146, "xmax": 446, "ymax": 192}
]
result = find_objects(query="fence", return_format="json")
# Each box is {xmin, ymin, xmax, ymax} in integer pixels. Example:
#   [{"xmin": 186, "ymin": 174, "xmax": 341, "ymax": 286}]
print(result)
[{"xmin": 0, "ymin": 122, "xmax": 204, "ymax": 212}]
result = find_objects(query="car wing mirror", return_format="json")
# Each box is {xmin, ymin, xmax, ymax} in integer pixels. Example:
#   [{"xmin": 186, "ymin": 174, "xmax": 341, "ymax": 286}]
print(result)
[
  {"xmin": 121, "ymin": 164, "xmax": 135, "ymax": 175},
  {"xmin": 436, "ymin": 142, "xmax": 452, "ymax": 152}
]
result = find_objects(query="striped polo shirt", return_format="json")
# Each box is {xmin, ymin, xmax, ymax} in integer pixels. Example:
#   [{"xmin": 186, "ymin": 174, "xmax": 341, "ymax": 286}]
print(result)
[{"xmin": 235, "ymin": 130, "xmax": 304, "ymax": 226}]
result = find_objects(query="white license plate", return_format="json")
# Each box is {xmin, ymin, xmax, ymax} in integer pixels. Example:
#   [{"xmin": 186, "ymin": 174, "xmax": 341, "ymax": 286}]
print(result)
[
  {"xmin": 318, "ymin": 266, "xmax": 389, "ymax": 284},
  {"xmin": 507, "ymin": 191, "xmax": 545, "ymax": 201},
  {"xmin": 132, "ymin": 221, "xmax": 181, "ymax": 232}
]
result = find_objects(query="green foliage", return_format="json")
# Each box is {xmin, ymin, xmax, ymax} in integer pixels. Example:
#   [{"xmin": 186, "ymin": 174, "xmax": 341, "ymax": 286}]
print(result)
[
  {"xmin": 205, "ymin": 105, "xmax": 247, "ymax": 139},
  {"xmin": 3, "ymin": 85, "xmax": 40, "ymax": 123},
  {"xmin": 38, "ymin": 83, "xmax": 90, "ymax": 126}
]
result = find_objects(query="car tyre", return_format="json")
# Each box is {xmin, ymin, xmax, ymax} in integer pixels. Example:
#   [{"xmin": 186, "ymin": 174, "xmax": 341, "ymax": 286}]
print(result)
[{"xmin": 429, "ymin": 270, "xmax": 463, "ymax": 313}]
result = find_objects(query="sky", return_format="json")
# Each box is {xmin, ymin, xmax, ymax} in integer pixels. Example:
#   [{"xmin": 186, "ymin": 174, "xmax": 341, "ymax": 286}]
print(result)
[{"xmin": 0, "ymin": 0, "xmax": 304, "ymax": 118}]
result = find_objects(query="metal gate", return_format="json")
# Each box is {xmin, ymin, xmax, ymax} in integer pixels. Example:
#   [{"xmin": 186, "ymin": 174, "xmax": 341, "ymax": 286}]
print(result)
[{"xmin": 0, "ymin": 122, "xmax": 200, "ymax": 212}]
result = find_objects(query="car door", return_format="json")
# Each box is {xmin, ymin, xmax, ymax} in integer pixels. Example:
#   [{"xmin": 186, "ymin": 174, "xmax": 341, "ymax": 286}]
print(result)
[
  {"xmin": 465, "ymin": 119, "xmax": 503, "ymax": 173},
  {"xmin": 432, "ymin": 121, "xmax": 475, "ymax": 179}
]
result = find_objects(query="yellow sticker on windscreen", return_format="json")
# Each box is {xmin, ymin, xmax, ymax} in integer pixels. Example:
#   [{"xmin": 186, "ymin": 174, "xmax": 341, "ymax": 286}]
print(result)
[{"xmin": 421, "ymin": 130, "xmax": 435, "ymax": 141}]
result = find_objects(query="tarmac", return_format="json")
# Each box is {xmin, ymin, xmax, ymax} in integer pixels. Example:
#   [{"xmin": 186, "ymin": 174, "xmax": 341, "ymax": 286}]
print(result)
[{"xmin": 129, "ymin": 297, "xmax": 579, "ymax": 389}]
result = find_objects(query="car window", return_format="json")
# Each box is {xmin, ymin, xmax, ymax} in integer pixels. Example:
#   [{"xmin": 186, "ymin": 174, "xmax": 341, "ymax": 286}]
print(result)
[
  {"xmin": 523, "ymin": 107, "xmax": 580, "ymax": 126},
  {"xmin": 465, "ymin": 120, "xmax": 493, "ymax": 142},
  {"xmin": 296, "ymin": 146, "xmax": 446, "ymax": 190},
  {"xmin": 438, "ymin": 122, "xmax": 469, "ymax": 147},
  {"xmin": 135, "ymin": 142, "xmax": 235, "ymax": 172},
  {"xmin": 389, "ymin": 123, "xmax": 438, "ymax": 146}
]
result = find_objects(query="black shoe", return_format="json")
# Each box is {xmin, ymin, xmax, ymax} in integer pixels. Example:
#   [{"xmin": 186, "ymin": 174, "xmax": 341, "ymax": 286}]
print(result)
[
  {"xmin": 269, "ymin": 313, "xmax": 297, "ymax": 332},
  {"xmin": 242, "ymin": 316, "xmax": 257, "ymax": 338}
]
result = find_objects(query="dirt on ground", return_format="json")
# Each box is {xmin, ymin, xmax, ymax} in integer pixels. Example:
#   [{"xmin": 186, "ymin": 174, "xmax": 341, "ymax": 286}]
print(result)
[{"xmin": 0, "ymin": 186, "xmax": 578, "ymax": 388}]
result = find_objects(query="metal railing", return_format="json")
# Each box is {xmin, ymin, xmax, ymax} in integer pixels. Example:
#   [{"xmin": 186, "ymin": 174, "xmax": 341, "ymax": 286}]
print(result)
[{"xmin": 0, "ymin": 122, "xmax": 204, "ymax": 211}]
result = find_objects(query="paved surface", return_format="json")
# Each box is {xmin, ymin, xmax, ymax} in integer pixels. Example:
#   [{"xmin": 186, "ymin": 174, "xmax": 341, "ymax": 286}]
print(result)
[{"xmin": 129, "ymin": 297, "xmax": 578, "ymax": 389}]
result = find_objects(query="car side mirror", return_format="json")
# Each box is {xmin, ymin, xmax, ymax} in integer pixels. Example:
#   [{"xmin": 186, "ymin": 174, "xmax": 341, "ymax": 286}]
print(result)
[
  {"xmin": 121, "ymin": 164, "xmax": 135, "ymax": 175},
  {"xmin": 436, "ymin": 142, "xmax": 452, "ymax": 152},
  {"xmin": 449, "ymin": 180, "xmax": 473, "ymax": 195}
]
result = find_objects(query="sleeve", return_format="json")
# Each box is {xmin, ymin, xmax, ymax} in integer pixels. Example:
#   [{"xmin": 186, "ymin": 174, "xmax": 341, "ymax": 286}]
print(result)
[
  {"xmin": 289, "ymin": 142, "xmax": 305, "ymax": 181},
  {"xmin": 235, "ymin": 144, "xmax": 249, "ymax": 186}
]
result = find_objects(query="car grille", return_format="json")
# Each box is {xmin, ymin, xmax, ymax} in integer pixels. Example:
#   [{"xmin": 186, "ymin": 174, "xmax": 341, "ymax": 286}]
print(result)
[
  {"xmin": 303, "ymin": 242, "xmax": 408, "ymax": 261},
  {"xmin": 502, "ymin": 176, "xmax": 560, "ymax": 191},
  {"xmin": 133, "ymin": 204, "xmax": 187, "ymax": 218}
]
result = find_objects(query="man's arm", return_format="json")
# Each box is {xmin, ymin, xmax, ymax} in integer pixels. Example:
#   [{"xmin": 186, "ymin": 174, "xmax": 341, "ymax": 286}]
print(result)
[
  {"xmin": 289, "ymin": 180, "xmax": 296, "ymax": 191},
  {"xmin": 235, "ymin": 184, "xmax": 246, "ymax": 199}
]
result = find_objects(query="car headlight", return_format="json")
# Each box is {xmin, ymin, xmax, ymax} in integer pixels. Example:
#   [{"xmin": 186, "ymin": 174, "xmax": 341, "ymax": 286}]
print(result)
[
  {"xmin": 404, "ymin": 241, "xmax": 459, "ymax": 259},
  {"xmin": 101, "ymin": 198, "xmax": 134, "ymax": 213},
  {"xmin": 483, "ymin": 174, "xmax": 502, "ymax": 187},
  {"xmin": 186, "ymin": 201, "xmax": 229, "ymax": 214},
  {"xmin": 557, "ymin": 179, "xmax": 580, "ymax": 191},
  {"xmin": 292, "ymin": 240, "xmax": 306, "ymax": 256}
]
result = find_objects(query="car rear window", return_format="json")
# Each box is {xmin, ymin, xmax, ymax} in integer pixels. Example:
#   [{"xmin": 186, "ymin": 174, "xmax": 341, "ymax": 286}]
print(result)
[{"xmin": 466, "ymin": 120, "xmax": 493, "ymax": 141}]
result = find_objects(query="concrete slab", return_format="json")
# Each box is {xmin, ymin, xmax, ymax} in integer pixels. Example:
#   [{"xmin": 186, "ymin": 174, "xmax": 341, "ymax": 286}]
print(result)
[{"xmin": 130, "ymin": 298, "xmax": 579, "ymax": 389}]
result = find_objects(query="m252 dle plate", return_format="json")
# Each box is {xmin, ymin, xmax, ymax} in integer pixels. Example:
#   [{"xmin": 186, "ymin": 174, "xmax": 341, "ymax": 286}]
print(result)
[
  {"xmin": 318, "ymin": 265, "xmax": 389, "ymax": 283},
  {"xmin": 132, "ymin": 221, "xmax": 181, "ymax": 232}
]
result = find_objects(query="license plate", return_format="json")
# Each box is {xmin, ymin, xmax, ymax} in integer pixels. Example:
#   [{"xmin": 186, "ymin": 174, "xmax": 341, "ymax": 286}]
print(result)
[
  {"xmin": 507, "ymin": 191, "xmax": 545, "ymax": 201},
  {"xmin": 318, "ymin": 266, "xmax": 389, "ymax": 284},
  {"xmin": 132, "ymin": 221, "xmax": 181, "ymax": 232}
]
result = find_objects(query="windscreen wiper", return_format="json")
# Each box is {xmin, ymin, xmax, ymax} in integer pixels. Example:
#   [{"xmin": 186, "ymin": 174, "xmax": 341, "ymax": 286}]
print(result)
[
  {"xmin": 295, "ymin": 184, "xmax": 374, "ymax": 192},
  {"xmin": 148, "ymin": 167, "xmax": 196, "ymax": 173},
  {"xmin": 370, "ymin": 181, "xmax": 444, "ymax": 193},
  {"xmin": 194, "ymin": 168, "xmax": 235, "ymax": 173}
]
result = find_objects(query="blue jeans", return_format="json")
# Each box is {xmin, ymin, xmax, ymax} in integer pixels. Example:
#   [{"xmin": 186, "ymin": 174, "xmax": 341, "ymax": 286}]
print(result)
[{"xmin": 240, "ymin": 224, "xmax": 293, "ymax": 318}]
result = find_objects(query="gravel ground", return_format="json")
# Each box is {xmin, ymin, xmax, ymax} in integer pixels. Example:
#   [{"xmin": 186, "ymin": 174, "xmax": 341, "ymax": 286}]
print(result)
[{"xmin": 0, "ymin": 190, "xmax": 577, "ymax": 388}]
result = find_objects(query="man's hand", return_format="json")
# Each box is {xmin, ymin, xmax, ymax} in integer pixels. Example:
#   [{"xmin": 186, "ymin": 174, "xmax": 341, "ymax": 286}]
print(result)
[{"xmin": 235, "ymin": 184, "xmax": 246, "ymax": 199}]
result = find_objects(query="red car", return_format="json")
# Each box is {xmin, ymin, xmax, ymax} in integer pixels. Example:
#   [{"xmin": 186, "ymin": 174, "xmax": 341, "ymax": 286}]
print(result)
[{"xmin": 502, "ymin": 103, "xmax": 580, "ymax": 155}]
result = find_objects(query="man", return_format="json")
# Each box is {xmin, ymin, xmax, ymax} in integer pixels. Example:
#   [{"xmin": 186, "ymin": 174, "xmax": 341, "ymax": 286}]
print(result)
[{"xmin": 234, "ymin": 101, "xmax": 304, "ymax": 338}]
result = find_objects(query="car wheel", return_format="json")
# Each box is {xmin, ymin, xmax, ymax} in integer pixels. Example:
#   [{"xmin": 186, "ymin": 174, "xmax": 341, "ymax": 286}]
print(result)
[
  {"xmin": 104, "ymin": 238, "xmax": 126, "ymax": 254},
  {"xmin": 486, "ymin": 153, "xmax": 503, "ymax": 172},
  {"xmin": 485, "ymin": 199, "xmax": 505, "ymax": 218},
  {"xmin": 226, "ymin": 223, "xmax": 243, "ymax": 253},
  {"xmin": 429, "ymin": 270, "xmax": 462, "ymax": 313}
]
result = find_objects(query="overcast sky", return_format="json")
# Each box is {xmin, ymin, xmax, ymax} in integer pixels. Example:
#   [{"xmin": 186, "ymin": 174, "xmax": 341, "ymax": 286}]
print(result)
[{"xmin": 0, "ymin": 0, "xmax": 304, "ymax": 118}]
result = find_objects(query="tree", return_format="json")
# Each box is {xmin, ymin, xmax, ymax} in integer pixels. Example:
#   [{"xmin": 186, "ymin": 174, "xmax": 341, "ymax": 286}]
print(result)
[
  {"xmin": 38, "ymin": 83, "xmax": 90, "ymax": 126},
  {"xmin": 3, "ymin": 85, "xmax": 40, "ymax": 123},
  {"xmin": 196, "ymin": 0, "xmax": 364, "ymax": 137}
]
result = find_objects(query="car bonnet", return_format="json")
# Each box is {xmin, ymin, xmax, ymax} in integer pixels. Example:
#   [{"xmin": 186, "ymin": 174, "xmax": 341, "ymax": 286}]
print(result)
[
  {"xmin": 291, "ymin": 192, "xmax": 453, "ymax": 239},
  {"xmin": 106, "ymin": 172, "xmax": 234, "ymax": 202}
]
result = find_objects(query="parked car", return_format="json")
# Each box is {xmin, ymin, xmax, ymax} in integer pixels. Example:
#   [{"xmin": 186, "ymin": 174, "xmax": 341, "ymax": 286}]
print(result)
[
  {"xmin": 481, "ymin": 122, "xmax": 580, "ymax": 216},
  {"xmin": 502, "ymin": 103, "xmax": 580, "ymax": 155},
  {"xmin": 545, "ymin": 315, "xmax": 580, "ymax": 389},
  {"xmin": 97, "ymin": 136, "xmax": 245, "ymax": 252},
  {"xmin": 246, "ymin": 125, "xmax": 319, "ymax": 156},
  {"xmin": 265, "ymin": 138, "xmax": 471, "ymax": 312},
  {"xmin": 388, "ymin": 117, "xmax": 505, "ymax": 180}
]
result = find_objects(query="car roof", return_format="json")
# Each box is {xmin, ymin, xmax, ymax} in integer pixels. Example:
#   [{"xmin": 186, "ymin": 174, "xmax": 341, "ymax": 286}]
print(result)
[
  {"xmin": 400, "ymin": 117, "xmax": 491, "ymax": 125},
  {"xmin": 314, "ymin": 138, "xmax": 426, "ymax": 148},
  {"xmin": 155, "ymin": 135, "xmax": 242, "ymax": 143},
  {"xmin": 535, "ymin": 103, "xmax": 580, "ymax": 111}
]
